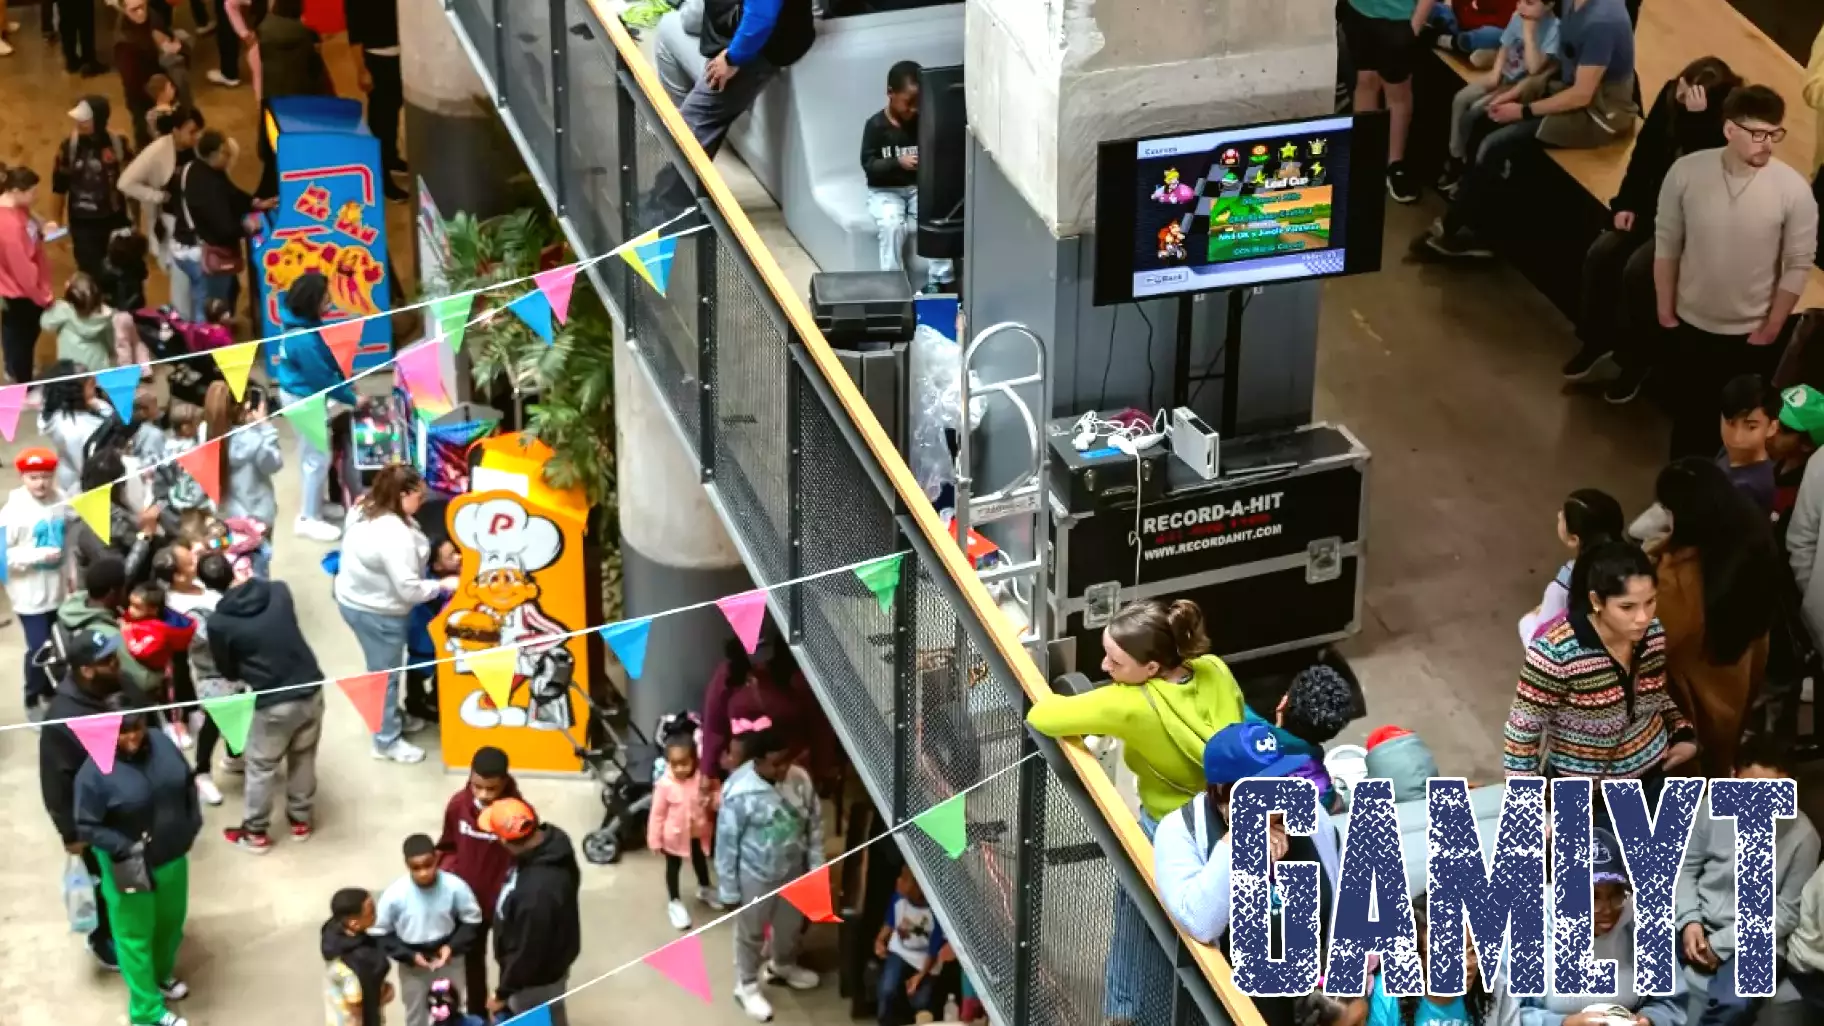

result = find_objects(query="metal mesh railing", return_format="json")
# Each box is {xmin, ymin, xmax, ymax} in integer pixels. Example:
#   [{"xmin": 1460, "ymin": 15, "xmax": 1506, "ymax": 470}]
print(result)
[{"xmin": 458, "ymin": 2, "xmax": 1249, "ymax": 1023}]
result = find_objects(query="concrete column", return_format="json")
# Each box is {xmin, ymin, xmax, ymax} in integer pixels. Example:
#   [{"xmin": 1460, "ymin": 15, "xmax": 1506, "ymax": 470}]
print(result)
[
  {"xmin": 400, "ymin": 0, "xmax": 523, "ymax": 226},
  {"xmin": 614, "ymin": 319, "xmax": 752, "ymax": 729}
]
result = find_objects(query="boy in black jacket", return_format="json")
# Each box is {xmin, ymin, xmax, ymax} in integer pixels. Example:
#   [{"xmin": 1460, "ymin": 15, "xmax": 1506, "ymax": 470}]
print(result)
[
  {"xmin": 860, "ymin": 60, "xmax": 951, "ymax": 292},
  {"xmin": 323, "ymin": 888, "xmax": 394, "ymax": 1026},
  {"xmin": 476, "ymin": 799, "xmax": 581, "ymax": 1025},
  {"xmin": 38, "ymin": 625, "xmax": 142, "ymax": 970}
]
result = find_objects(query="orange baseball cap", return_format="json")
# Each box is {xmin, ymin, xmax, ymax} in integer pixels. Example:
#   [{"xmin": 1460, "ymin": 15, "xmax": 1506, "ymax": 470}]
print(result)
[
  {"xmin": 477, "ymin": 797, "xmax": 538, "ymax": 842},
  {"xmin": 14, "ymin": 447, "xmax": 57, "ymax": 473}
]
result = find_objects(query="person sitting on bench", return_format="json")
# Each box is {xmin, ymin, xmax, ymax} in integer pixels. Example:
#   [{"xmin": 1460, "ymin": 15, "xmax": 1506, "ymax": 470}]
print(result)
[
  {"xmin": 1563, "ymin": 56, "xmax": 1740, "ymax": 403},
  {"xmin": 1423, "ymin": 0, "xmax": 1639, "ymax": 259},
  {"xmin": 861, "ymin": 61, "xmax": 952, "ymax": 292},
  {"xmin": 1655, "ymin": 85, "xmax": 1820, "ymax": 461},
  {"xmin": 1807, "ymin": 22, "xmax": 1824, "ymax": 262},
  {"xmin": 1437, "ymin": 0, "xmax": 1561, "ymax": 197}
]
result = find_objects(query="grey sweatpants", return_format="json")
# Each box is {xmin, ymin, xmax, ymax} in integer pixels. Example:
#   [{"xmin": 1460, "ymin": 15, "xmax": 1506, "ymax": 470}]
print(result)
[
  {"xmin": 242, "ymin": 691, "xmax": 324, "ymax": 834},
  {"xmin": 507, "ymin": 978, "xmax": 569, "ymax": 1026},
  {"xmin": 734, "ymin": 880, "xmax": 807, "ymax": 986}
]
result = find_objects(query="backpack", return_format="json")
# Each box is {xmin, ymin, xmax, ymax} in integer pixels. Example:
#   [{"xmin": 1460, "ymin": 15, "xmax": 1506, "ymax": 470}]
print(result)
[
  {"xmin": 32, "ymin": 618, "xmax": 88, "ymax": 690},
  {"xmin": 64, "ymin": 130, "xmax": 128, "ymax": 220},
  {"xmin": 1180, "ymin": 794, "xmax": 1229, "ymax": 859}
]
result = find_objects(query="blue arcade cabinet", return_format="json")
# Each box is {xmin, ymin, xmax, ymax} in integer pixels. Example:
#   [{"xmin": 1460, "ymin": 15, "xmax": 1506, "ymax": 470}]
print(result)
[{"xmin": 253, "ymin": 96, "xmax": 393, "ymax": 375}]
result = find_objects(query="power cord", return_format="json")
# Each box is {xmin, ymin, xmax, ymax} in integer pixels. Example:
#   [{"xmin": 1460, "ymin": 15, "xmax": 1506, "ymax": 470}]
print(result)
[
  {"xmin": 1190, "ymin": 289, "xmax": 1255, "ymax": 405},
  {"xmin": 1097, "ymin": 305, "xmax": 1120, "ymax": 410},
  {"xmin": 1135, "ymin": 302, "xmax": 1156, "ymax": 411}
]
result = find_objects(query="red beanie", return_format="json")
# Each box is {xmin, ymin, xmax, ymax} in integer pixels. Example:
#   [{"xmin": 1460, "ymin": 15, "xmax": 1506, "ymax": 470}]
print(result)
[{"xmin": 1365, "ymin": 725, "xmax": 1412, "ymax": 750}]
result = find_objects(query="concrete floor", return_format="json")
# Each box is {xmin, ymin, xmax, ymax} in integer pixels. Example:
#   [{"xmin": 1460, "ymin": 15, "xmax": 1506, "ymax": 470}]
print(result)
[{"xmin": 0, "ymin": 16, "xmax": 854, "ymax": 1026}]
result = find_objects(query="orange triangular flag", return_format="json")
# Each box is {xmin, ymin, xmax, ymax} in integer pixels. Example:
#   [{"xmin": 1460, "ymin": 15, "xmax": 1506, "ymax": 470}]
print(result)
[
  {"xmin": 779, "ymin": 864, "xmax": 842, "ymax": 923},
  {"xmin": 320, "ymin": 321, "xmax": 364, "ymax": 375},
  {"xmin": 337, "ymin": 672, "xmax": 390, "ymax": 734},
  {"xmin": 175, "ymin": 438, "xmax": 223, "ymax": 505}
]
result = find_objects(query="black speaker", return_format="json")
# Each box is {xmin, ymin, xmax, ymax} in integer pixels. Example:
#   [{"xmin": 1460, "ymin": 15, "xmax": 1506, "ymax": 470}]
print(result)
[{"xmin": 916, "ymin": 64, "xmax": 965, "ymax": 261}]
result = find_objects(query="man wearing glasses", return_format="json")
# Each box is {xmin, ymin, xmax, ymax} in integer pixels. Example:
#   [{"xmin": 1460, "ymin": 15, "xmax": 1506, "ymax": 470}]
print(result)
[{"xmin": 1654, "ymin": 85, "xmax": 1819, "ymax": 459}]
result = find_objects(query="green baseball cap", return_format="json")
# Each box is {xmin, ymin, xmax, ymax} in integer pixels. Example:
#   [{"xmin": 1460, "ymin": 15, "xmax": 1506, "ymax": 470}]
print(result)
[{"xmin": 1780, "ymin": 385, "xmax": 1824, "ymax": 444}]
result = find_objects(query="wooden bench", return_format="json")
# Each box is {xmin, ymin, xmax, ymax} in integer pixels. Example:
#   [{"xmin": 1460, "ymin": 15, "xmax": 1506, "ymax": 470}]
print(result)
[{"xmin": 1434, "ymin": 0, "xmax": 1824, "ymax": 311}]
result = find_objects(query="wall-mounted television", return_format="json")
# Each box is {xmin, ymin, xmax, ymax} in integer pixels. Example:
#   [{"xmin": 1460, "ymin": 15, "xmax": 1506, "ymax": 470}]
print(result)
[{"xmin": 1092, "ymin": 112, "xmax": 1388, "ymax": 306}]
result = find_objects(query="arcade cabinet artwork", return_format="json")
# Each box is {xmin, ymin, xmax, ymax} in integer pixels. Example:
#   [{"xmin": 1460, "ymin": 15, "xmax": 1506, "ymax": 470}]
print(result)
[
  {"xmin": 253, "ymin": 96, "xmax": 392, "ymax": 377},
  {"xmin": 432, "ymin": 435, "xmax": 599, "ymax": 774}
]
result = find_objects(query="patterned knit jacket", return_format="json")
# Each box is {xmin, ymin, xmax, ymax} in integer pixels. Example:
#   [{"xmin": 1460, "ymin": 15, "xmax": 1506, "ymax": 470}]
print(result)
[{"xmin": 1503, "ymin": 613, "xmax": 1694, "ymax": 779}]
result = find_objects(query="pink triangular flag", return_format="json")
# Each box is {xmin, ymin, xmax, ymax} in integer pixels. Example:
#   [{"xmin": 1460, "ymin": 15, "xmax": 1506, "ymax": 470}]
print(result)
[
  {"xmin": 534, "ymin": 265, "xmax": 580, "ymax": 325},
  {"xmin": 642, "ymin": 935, "xmax": 713, "ymax": 1004},
  {"xmin": 396, "ymin": 342, "xmax": 449, "ymax": 408},
  {"xmin": 0, "ymin": 384, "xmax": 25, "ymax": 442},
  {"xmin": 716, "ymin": 589, "xmax": 768, "ymax": 654},
  {"xmin": 70, "ymin": 712, "xmax": 124, "ymax": 775},
  {"xmin": 320, "ymin": 321, "xmax": 365, "ymax": 376}
]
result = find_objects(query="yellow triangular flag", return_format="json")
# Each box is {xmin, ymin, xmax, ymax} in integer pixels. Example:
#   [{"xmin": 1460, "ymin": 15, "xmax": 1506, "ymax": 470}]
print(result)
[
  {"xmin": 619, "ymin": 228, "xmax": 661, "ymax": 291},
  {"xmin": 469, "ymin": 645, "xmax": 518, "ymax": 710},
  {"xmin": 211, "ymin": 342, "xmax": 262, "ymax": 401},
  {"xmin": 71, "ymin": 486, "xmax": 113, "ymax": 546}
]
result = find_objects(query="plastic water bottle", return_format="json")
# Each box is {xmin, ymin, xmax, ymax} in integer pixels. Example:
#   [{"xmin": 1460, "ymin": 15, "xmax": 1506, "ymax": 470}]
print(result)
[
  {"xmin": 942, "ymin": 995, "xmax": 960, "ymax": 1022},
  {"xmin": 64, "ymin": 856, "xmax": 98, "ymax": 934}
]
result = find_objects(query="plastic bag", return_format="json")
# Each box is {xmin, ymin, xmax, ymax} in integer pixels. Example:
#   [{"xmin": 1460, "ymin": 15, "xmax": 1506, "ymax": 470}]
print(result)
[
  {"xmin": 908, "ymin": 322, "xmax": 986, "ymax": 503},
  {"xmin": 64, "ymin": 855, "xmax": 98, "ymax": 934}
]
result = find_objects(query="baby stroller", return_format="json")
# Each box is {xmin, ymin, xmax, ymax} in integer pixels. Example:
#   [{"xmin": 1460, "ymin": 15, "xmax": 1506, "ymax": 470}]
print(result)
[
  {"xmin": 132, "ymin": 307, "xmax": 226, "ymax": 408},
  {"xmin": 544, "ymin": 667, "xmax": 661, "ymax": 866}
]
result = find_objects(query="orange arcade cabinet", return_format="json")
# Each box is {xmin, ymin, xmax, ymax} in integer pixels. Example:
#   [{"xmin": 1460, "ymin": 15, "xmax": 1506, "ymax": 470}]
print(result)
[
  {"xmin": 430, "ymin": 434, "xmax": 606, "ymax": 774},
  {"xmin": 253, "ymin": 96, "xmax": 392, "ymax": 377}
]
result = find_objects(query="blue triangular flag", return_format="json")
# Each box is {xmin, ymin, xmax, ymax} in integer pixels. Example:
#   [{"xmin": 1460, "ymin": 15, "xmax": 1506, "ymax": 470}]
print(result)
[
  {"xmin": 636, "ymin": 234, "xmax": 677, "ymax": 296},
  {"xmin": 0, "ymin": 528, "xmax": 8, "ymax": 583},
  {"xmin": 508, "ymin": 290, "xmax": 555, "ymax": 344},
  {"xmin": 95, "ymin": 365, "xmax": 144, "ymax": 423},
  {"xmin": 501, "ymin": 1005, "xmax": 553, "ymax": 1026},
  {"xmin": 600, "ymin": 618, "xmax": 652, "ymax": 680}
]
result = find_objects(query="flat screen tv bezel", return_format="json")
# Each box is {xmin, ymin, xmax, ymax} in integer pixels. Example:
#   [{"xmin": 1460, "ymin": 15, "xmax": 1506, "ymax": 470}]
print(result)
[{"xmin": 1092, "ymin": 111, "xmax": 1389, "ymax": 307}]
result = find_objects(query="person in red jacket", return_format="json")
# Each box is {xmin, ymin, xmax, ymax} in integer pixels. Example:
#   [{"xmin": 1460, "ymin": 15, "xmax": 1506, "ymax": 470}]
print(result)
[
  {"xmin": 0, "ymin": 166, "xmax": 54, "ymax": 386},
  {"xmin": 433, "ymin": 745, "xmax": 524, "ymax": 1020}
]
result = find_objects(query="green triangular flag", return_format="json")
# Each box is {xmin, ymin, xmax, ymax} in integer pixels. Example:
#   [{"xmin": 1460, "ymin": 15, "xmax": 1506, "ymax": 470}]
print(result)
[
  {"xmin": 911, "ymin": 793, "xmax": 968, "ymax": 858},
  {"xmin": 279, "ymin": 392, "xmax": 330, "ymax": 453},
  {"xmin": 853, "ymin": 554, "xmax": 903, "ymax": 615},
  {"xmin": 202, "ymin": 692, "xmax": 258, "ymax": 756},
  {"xmin": 433, "ymin": 294, "xmax": 475, "ymax": 352}
]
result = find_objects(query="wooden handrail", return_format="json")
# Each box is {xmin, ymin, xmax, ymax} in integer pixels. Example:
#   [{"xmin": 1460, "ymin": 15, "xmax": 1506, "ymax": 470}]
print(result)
[{"xmin": 581, "ymin": 4, "xmax": 1266, "ymax": 1023}]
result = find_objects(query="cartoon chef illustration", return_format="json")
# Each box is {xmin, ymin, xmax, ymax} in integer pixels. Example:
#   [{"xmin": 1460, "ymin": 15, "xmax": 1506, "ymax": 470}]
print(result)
[{"xmin": 447, "ymin": 496, "xmax": 575, "ymax": 731}]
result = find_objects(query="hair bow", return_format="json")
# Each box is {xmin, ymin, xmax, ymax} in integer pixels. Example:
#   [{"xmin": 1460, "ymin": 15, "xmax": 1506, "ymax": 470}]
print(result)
[{"xmin": 730, "ymin": 715, "xmax": 773, "ymax": 736}]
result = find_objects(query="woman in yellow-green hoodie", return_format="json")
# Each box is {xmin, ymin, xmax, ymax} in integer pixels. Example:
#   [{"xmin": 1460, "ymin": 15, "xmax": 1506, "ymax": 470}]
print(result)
[{"xmin": 1025, "ymin": 597, "xmax": 1244, "ymax": 1026}]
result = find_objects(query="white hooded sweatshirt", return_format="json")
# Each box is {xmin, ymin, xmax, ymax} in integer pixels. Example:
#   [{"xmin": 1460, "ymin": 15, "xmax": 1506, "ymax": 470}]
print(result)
[{"xmin": 0, "ymin": 485, "xmax": 69, "ymax": 614}]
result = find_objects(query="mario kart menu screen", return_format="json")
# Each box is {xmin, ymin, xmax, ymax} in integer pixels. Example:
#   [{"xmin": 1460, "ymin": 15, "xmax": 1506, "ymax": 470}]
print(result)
[{"xmin": 1094, "ymin": 115, "xmax": 1386, "ymax": 305}]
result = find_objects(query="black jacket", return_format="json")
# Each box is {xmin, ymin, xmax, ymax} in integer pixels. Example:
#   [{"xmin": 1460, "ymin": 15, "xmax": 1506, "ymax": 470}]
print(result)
[
  {"xmin": 343, "ymin": 0, "xmax": 399, "ymax": 51},
  {"xmin": 171, "ymin": 159, "xmax": 253, "ymax": 249},
  {"xmin": 699, "ymin": 0, "xmax": 815, "ymax": 68},
  {"xmin": 322, "ymin": 919, "xmax": 392, "ymax": 1026},
  {"xmin": 208, "ymin": 580, "xmax": 324, "ymax": 708},
  {"xmin": 39, "ymin": 677, "xmax": 145, "ymax": 844},
  {"xmin": 494, "ymin": 825, "xmax": 583, "ymax": 1001},
  {"xmin": 74, "ymin": 728, "xmax": 201, "ymax": 868},
  {"xmin": 1610, "ymin": 78, "xmax": 1732, "ymax": 223}
]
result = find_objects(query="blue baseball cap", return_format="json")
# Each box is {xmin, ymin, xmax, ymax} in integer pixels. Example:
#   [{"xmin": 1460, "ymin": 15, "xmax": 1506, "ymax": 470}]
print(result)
[{"xmin": 1203, "ymin": 721, "xmax": 1312, "ymax": 785}]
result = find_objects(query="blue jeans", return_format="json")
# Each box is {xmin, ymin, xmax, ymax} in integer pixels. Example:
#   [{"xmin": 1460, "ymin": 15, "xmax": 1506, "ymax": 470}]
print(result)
[
  {"xmin": 1697, "ymin": 956, "xmax": 1760, "ymax": 1026},
  {"xmin": 19, "ymin": 611, "xmax": 54, "ymax": 705},
  {"xmin": 1107, "ymin": 810, "xmax": 1171, "ymax": 1025},
  {"xmin": 1428, "ymin": 6, "xmax": 1504, "ymax": 52},
  {"xmin": 877, "ymin": 953, "xmax": 940, "ymax": 1026},
  {"xmin": 279, "ymin": 388, "xmax": 330, "ymax": 521},
  {"xmin": 174, "ymin": 256, "xmax": 209, "ymax": 323},
  {"xmin": 337, "ymin": 603, "xmax": 407, "ymax": 745}
]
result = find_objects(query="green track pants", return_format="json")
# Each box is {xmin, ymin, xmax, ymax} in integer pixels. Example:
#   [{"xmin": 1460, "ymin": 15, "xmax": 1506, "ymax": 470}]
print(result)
[{"xmin": 98, "ymin": 855, "xmax": 188, "ymax": 1025}]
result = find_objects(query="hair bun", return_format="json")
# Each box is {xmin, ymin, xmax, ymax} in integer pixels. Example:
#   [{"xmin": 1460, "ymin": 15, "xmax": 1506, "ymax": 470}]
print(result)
[{"xmin": 1167, "ymin": 599, "xmax": 1210, "ymax": 660}]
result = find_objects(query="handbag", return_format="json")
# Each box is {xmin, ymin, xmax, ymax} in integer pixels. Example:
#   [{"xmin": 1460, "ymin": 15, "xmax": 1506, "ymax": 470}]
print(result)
[
  {"xmin": 179, "ymin": 164, "xmax": 245, "ymax": 275},
  {"xmin": 108, "ymin": 843, "xmax": 155, "ymax": 894}
]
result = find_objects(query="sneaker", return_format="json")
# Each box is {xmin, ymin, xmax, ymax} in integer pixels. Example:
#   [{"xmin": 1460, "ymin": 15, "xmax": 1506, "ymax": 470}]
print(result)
[
  {"xmin": 1604, "ymin": 365, "xmax": 1650, "ymax": 405},
  {"xmin": 1386, "ymin": 162, "xmax": 1420, "ymax": 204},
  {"xmin": 223, "ymin": 826, "xmax": 273, "ymax": 854},
  {"xmin": 289, "ymin": 819, "xmax": 313, "ymax": 842},
  {"xmin": 25, "ymin": 697, "xmax": 49, "ymax": 723},
  {"xmin": 372, "ymin": 738, "xmax": 426, "ymax": 764},
  {"xmin": 401, "ymin": 713, "xmax": 430, "ymax": 735},
  {"xmin": 89, "ymin": 935, "xmax": 120, "ymax": 971},
  {"xmin": 194, "ymin": 776, "xmax": 224, "ymax": 806},
  {"xmin": 733, "ymin": 982, "xmax": 775, "ymax": 1021},
  {"xmin": 147, "ymin": 1014, "xmax": 188, "ymax": 1026},
  {"xmin": 294, "ymin": 516, "xmax": 342, "ymax": 542},
  {"xmin": 321, "ymin": 501, "xmax": 347, "ymax": 521},
  {"xmin": 217, "ymin": 753, "xmax": 245, "ymax": 775},
  {"xmin": 667, "ymin": 899, "xmax": 691, "ymax": 930},
  {"xmin": 696, "ymin": 885, "xmax": 727, "ymax": 910},
  {"xmin": 763, "ymin": 961, "xmax": 819, "ymax": 991},
  {"xmin": 194, "ymin": 19, "xmax": 216, "ymax": 35},
  {"xmin": 162, "ymin": 721, "xmax": 193, "ymax": 749},
  {"xmin": 0, "ymin": 38, "xmax": 13, "ymax": 57},
  {"xmin": 384, "ymin": 181, "xmax": 411, "ymax": 203},
  {"xmin": 1435, "ymin": 159, "xmax": 1464, "ymax": 198},
  {"xmin": 1561, "ymin": 346, "xmax": 1614, "ymax": 382},
  {"xmin": 159, "ymin": 978, "xmax": 189, "ymax": 1000},
  {"xmin": 1424, "ymin": 228, "xmax": 1495, "ymax": 259},
  {"xmin": 205, "ymin": 68, "xmax": 239, "ymax": 87}
]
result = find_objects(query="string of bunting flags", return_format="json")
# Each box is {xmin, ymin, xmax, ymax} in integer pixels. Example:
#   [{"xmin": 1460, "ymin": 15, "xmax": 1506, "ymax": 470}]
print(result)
[
  {"xmin": 0, "ymin": 218, "xmax": 706, "ymax": 554},
  {"xmin": 498, "ymin": 750, "xmax": 1011, "ymax": 1024}
]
